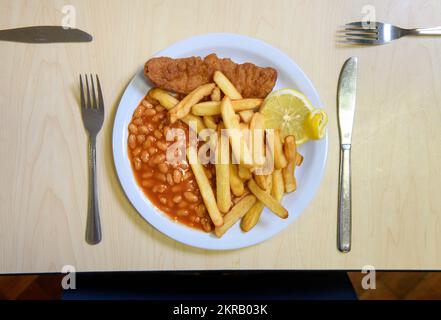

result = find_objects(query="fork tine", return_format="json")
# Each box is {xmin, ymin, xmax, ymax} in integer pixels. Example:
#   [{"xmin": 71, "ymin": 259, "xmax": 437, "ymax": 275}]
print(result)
[
  {"xmin": 346, "ymin": 21, "xmax": 364, "ymax": 27},
  {"xmin": 90, "ymin": 74, "xmax": 97, "ymax": 109},
  {"xmin": 336, "ymin": 32, "xmax": 378, "ymax": 41},
  {"xmin": 341, "ymin": 38, "xmax": 378, "ymax": 45},
  {"xmin": 338, "ymin": 32, "xmax": 378, "ymax": 39},
  {"xmin": 85, "ymin": 75, "xmax": 92, "ymax": 109},
  {"xmin": 338, "ymin": 28, "xmax": 378, "ymax": 34},
  {"xmin": 79, "ymin": 75, "xmax": 86, "ymax": 110},
  {"xmin": 336, "ymin": 30, "xmax": 376, "ymax": 37},
  {"xmin": 346, "ymin": 21, "xmax": 378, "ymax": 28},
  {"xmin": 96, "ymin": 75, "xmax": 104, "ymax": 113}
]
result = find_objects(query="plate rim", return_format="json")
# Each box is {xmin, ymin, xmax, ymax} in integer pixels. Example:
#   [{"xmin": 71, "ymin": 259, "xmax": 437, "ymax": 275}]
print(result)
[{"xmin": 112, "ymin": 32, "xmax": 328, "ymax": 250}]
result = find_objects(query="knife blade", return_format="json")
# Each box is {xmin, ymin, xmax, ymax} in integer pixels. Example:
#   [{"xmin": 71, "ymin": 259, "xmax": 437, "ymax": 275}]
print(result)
[
  {"xmin": 0, "ymin": 26, "xmax": 92, "ymax": 43},
  {"xmin": 337, "ymin": 57, "xmax": 357, "ymax": 145},
  {"xmin": 337, "ymin": 57, "xmax": 358, "ymax": 253}
]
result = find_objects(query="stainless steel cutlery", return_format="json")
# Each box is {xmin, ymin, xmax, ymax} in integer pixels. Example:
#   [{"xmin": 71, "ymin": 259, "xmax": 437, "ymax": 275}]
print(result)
[
  {"xmin": 337, "ymin": 57, "xmax": 358, "ymax": 253},
  {"xmin": 80, "ymin": 74, "xmax": 104, "ymax": 245},
  {"xmin": 0, "ymin": 26, "xmax": 92, "ymax": 43},
  {"xmin": 339, "ymin": 21, "xmax": 441, "ymax": 45}
]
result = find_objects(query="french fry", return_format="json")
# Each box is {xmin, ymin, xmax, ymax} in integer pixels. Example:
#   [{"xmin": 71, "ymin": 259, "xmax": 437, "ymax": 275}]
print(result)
[
  {"xmin": 232, "ymin": 99, "xmax": 262, "ymax": 110},
  {"xmin": 232, "ymin": 188, "xmax": 250, "ymax": 204},
  {"xmin": 284, "ymin": 135, "xmax": 296, "ymax": 161},
  {"xmin": 230, "ymin": 123, "xmax": 248, "ymax": 197},
  {"xmin": 273, "ymin": 129, "xmax": 288, "ymax": 169},
  {"xmin": 239, "ymin": 122, "xmax": 249, "ymax": 131},
  {"xmin": 249, "ymin": 112, "xmax": 266, "ymax": 166},
  {"xmin": 216, "ymin": 133, "xmax": 231, "ymax": 213},
  {"xmin": 220, "ymin": 96, "xmax": 253, "ymax": 166},
  {"xmin": 248, "ymin": 179, "xmax": 288, "ymax": 219},
  {"xmin": 283, "ymin": 163, "xmax": 296, "ymax": 193},
  {"xmin": 191, "ymin": 101, "xmax": 220, "ymax": 116},
  {"xmin": 296, "ymin": 152, "xmax": 304, "ymax": 166},
  {"xmin": 240, "ymin": 201, "xmax": 264, "ymax": 232},
  {"xmin": 144, "ymin": 94, "xmax": 159, "ymax": 106},
  {"xmin": 192, "ymin": 99, "xmax": 262, "ymax": 116},
  {"xmin": 282, "ymin": 135, "xmax": 297, "ymax": 193},
  {"xmin": 149, "ymin": 88, "xmax": 206, "ymax": 133},
  {"xmin": 255, "ymin": 128, "xmax": 275, "ymax": 176},
  {"xmin": 169, "ymin": 83, "xmax": 215, "ymax": 123},
  {"xmin": 211, "ymin": 86, "xmax": 221, "ymax": 101},
  {"xmin": 254, "ymin": 173, "xmax": 269, "ymax": 190},
  {"xmin": 214, "ymin": 71, "xmax": 242, "ymax": 100},
  {"xmin": 267, "ymin": 173, "xmax": 273, "ymax": 191},
  {"xmin": 187, "ymin": 147, "xmax": 223, "ymax": 227},
  {"xmin": 271, "ymin": 169, "xmax": 284, "ymax": 202},
  {"xmin": 180, "ymin": 114, "xmax": 206, "ymax": 134},
  {"xmin": 203, "ymin": 116, "xmax": 217, "ymax": 130},
  {"xmin": 239, "ymin": 110, "xmax": 254, "ymax": 123},
  {"xmin": 229, "ymin": 164, "xmax": 245, "ymax": 197},
  {"xmin": 215, "ymin": 195, "xmax": 257, "ymax": 237},
  {"xmin": 241, "ymin": 178, "xmax": 272, "ymax": 231},
  {"xmin": 238, "ymin": 165, "xmax": 252, "ymax": 180},
  {"xmin": 239, "ymin": 122, "xmax": 254, "ymax": 167},
  {"xmin": 148, "ymin": 88, "xmax": 179, "ymax": 109}
]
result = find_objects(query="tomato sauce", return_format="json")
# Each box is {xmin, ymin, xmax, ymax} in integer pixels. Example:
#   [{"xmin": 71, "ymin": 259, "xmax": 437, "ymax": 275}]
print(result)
[{"xmin": 127, "ymin": 94, "xmax": 215, "ymax": 232}]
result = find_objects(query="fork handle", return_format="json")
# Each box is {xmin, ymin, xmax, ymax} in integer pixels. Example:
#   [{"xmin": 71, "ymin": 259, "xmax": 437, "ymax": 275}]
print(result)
[
  {"xmin": 86, "ymin": 135, "xmax": 102, "ymax": 245},
  {"xmin": 409, "ymin": 26, "xmax": 441, "ymax": 35},
  {"xmin": 338, "ymin": 144, "xmax": 351, "ymax": 253}
]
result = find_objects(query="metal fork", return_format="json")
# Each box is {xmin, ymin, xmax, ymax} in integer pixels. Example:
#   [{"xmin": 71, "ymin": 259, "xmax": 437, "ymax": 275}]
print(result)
[
  {"xmin": 79, "ymin": 74, "xmax": 104, "ymax": 245},
  {"xmin": 338, "ymin": 21, "xmax": 441, "ymax": 45}
]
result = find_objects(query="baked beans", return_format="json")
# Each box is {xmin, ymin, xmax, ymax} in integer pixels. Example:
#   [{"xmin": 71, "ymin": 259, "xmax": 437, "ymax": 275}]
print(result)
[{"xmin": 127, "ymin": 93, "xmax": 214, "ymax": 231}]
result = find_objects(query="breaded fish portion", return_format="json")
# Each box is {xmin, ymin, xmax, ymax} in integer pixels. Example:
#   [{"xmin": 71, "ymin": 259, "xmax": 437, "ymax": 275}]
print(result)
[{"xmin": 144, "ymin": 53, "xmax": 277, "ymax": 98}]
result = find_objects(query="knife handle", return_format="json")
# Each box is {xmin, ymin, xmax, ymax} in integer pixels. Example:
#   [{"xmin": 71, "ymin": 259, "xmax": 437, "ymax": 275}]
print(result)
[{"xmin": 338, "ymin": 144, "xmax": 351, "ymax": 253}]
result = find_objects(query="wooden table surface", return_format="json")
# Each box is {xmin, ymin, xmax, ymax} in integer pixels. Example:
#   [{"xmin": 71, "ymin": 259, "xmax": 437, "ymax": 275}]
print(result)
[{"xmin": 1, "ymin": 0, "xmax": 441, "ymax": 273}]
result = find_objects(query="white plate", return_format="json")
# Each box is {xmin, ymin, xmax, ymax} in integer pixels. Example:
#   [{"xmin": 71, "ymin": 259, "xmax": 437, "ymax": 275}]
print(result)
[{"xmin": 112, "ymin": 33, "xmax": 327, "ymax": 250}]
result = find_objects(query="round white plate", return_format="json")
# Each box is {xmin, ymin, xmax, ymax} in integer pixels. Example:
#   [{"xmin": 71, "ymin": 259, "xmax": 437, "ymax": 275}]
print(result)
[{"xmin": 112, "ymin": 33, "xmax": 327, "ymax": 250}]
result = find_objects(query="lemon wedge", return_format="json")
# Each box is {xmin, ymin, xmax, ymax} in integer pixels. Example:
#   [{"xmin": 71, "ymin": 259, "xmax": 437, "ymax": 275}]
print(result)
[
  {"xmin": 307, "ymin": 109, "xmax": 328, "ymax": 140},
  {"xmin": 260, "ymin": 89, "xmax": 327, "ymax": 144}
]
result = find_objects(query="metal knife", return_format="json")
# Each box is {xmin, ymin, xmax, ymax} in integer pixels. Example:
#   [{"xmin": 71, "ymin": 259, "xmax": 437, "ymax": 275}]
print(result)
[
  {"xmin": 337, "ymin": 57, "xmax": 358, "ymax": 253},
  {"xmin": 0, "ymin": 26, "xmax": 92, "ymax": 43}
]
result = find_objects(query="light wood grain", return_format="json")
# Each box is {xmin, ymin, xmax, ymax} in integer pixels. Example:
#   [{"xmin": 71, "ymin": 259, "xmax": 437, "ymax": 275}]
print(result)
[{"xmin": 1, "ymin": 0, "xmax": 441, "ymax": 273}]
